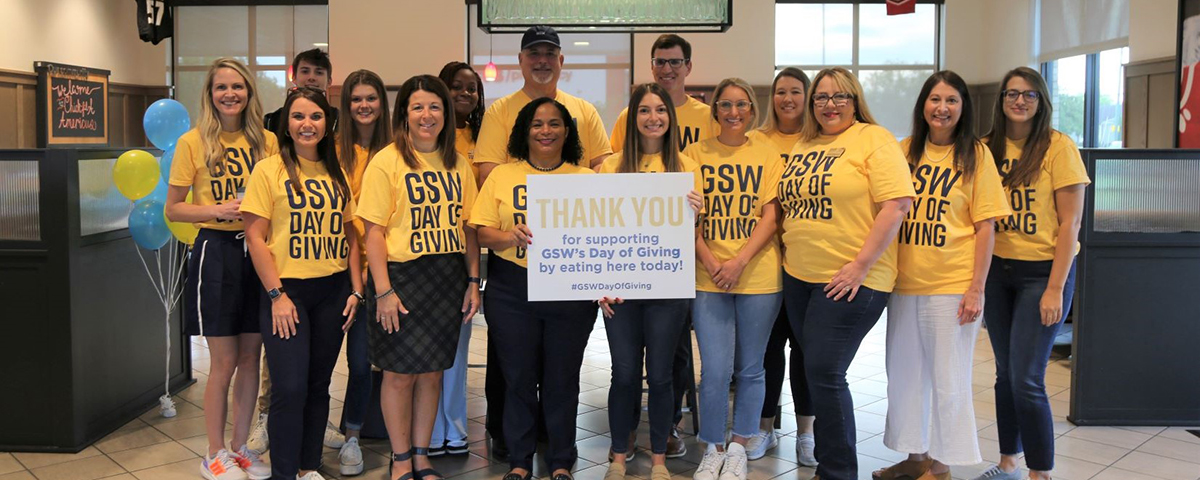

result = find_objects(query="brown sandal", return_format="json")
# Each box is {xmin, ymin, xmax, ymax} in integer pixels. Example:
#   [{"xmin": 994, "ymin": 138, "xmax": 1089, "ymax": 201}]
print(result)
[{"xmin": 872, "ymin": 459, "xmax": 933, "ymax": 480}]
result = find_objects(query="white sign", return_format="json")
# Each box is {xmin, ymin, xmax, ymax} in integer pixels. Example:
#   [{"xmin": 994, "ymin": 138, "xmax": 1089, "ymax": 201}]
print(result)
[{"xmin": 526, "ymin": 173, "xmax": 696, "ymax": 301}]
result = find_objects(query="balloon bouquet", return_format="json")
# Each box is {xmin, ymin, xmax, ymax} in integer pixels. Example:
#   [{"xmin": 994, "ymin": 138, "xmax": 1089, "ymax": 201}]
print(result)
[{"xmin": 111, "ymin": 99, "xmax": 194, "ymax": 418}]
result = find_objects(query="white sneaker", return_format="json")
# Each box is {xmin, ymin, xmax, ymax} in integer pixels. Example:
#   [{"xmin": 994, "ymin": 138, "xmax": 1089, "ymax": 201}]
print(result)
[
  {"xmin": 718, "ymin": 443, "xmax": 748, "ymax": 480},
  {"xmin": 693, "ymin": 445, "xmax": 726, "ymax": 480},
  {"xmin": 232, "ymin": 445, "xmax": 270, "ymax": 480},
  {"xmin": 324, "ymin": 421, "xmax": 345, "ymax": 449},
  {"xmin": 744, "ymin": 430, "xmax": 777, "ymax": 460},
  {"xmin": 339, "ymin": 437, "xmax": 364, "ymax": 476},
  {"xmin": 296, "ymin": 472, "xmax": 326, "ymax": 480},
  {"xmin": 795, "ymin": 433, "xmax": 817, "ymax": 467},
  {"xmin": 201, "ymin": 449, "xmax": 249, "ymax": 480},
  {"xmin": 247, "ymin": 412, "xmax": 269, "ymax": 453}
]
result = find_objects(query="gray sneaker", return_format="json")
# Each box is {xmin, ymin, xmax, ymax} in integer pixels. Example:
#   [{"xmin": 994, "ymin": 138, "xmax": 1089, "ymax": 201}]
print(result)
[{"xmin": 970, "ymin": 466, "xmax": 1023, "ymax": 480}]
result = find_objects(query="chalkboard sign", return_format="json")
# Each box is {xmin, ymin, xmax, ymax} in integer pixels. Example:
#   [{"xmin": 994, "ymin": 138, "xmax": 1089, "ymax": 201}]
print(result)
[{"xmin": 36, "ymin": 62, "xmax": 110, "ymax": 147}]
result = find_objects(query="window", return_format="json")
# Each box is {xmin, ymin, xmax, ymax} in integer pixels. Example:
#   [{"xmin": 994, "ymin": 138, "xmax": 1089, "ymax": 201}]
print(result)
[
  {"xmin": 775, "ymin": 2, "xmax": 939, "ymax": 137},
  {"xmin": 1042, "ymin": 46, "xmax": 1128, "ymax": 148},
  {"xmin": 174, "ymin": 5, "xmax": 329, "ymax": 123}
]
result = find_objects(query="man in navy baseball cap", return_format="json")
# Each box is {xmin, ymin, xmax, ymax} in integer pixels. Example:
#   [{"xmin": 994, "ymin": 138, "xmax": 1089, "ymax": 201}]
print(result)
[{"xmin": 520, "ymin": 24, "xmax": 561, "ymax": 50}]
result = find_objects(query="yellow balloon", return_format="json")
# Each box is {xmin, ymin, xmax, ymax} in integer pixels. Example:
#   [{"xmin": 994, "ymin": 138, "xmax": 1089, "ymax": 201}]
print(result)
[
  {"xmin": 113, "ymin": 149, "xmax": 161, "ymax": 200},
  {"xmin": 164, "ymin": 190, "xmax": 199, "ymax": 245}
]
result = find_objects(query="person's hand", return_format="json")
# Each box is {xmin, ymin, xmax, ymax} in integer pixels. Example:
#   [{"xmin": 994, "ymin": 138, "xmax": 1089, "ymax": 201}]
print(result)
[
  {"xmin": 510, "ymin": 224, "xmax": 533, "ymax": 249},
  {"xmin": 1039, "ymin": 286, "xmax": 1065, "ymax": 326},
  {"xmin": 957, "ymin": 288, "xmax": 983, "ymax": 325},
  {"xmin": 824, "ymin": 260, "xmax": 869, "ymax": 301},
  {"xmin": 212, "ymin": 199, "xmax": 243, "ymax": 221},
  {"xmin": 375, "ymin": 290, "xmax": 409, "ymax": 334},
  {"xmin": 462, "ymin": 285, "xmax": 481, "ymax": 324},
  {"xmin": 341, "ymin": 294, "xmax": 360, "ymax": 332},
  {"xmin": 712, "ymin": 257, "xmax": 748, "ymax": 292},
  {"xmin": 702, "ymin": 257, "xmax": 723, "ymax": 280},
  {"xmin": 598, "ymin": 296, "xmax": 624, "ymax": 318},
  {"xmin": 687, "ymin": 190, "xmax": 704, "ymax": 216},
  {"xmin": 271, "ymin": 294, "xmax": 299, "ymax": 339}
]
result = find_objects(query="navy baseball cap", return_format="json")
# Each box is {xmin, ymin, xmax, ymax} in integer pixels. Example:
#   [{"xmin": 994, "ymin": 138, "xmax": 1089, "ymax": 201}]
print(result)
[{"xmin": 521, "ymin": 25, "xmax": 561, "ymax": 50}]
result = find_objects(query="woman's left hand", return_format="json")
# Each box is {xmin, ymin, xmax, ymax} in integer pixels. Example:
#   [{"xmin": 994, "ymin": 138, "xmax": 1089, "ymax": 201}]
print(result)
[
  {"xmin": 341, "ymin": 294, "xmax": 359, "ymax": 332},
  {"xmin": 825, "ymin": 260, "xmax": 869, "ymax": 301},
  {"xmin": 957, "ymin": 288, "xmax": 983, "ymax": 325},
  {"xmin": 1039, "ymin": 286, "xmax": 1064, "ymax": 326},
  {"xmin": 598, "ymin": 296, "xmax": 624, "ymax": 318},
  {"xmin": 461, "ymin": 285, "xmax": 481, "ymax": 324},
  {"xmin": 712, "ymin": 257, "xmax": 748, "ymax": 292},
  {"xmin": 687, "ymin": 190, "xmax": 704, "ymax": 216}
]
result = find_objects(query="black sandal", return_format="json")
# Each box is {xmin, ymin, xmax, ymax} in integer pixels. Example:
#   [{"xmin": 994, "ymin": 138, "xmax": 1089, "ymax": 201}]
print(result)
[
  {"xmin": 412, "ymin": 446, "xmax": 445, "ymax": 480},
  {"xmin": 391, "ymin": 449, "xmax": 415, "ymax": 480}
]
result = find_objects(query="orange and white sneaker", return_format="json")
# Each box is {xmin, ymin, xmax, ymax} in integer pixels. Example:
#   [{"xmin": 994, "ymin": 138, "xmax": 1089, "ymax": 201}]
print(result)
[
  {"xmin": 233, "ymin": 445, "xmax": 271, "ymax": 479},
  {"xmin": 201, "ymin": 449, "xmax": 249, "ymax": 480}
]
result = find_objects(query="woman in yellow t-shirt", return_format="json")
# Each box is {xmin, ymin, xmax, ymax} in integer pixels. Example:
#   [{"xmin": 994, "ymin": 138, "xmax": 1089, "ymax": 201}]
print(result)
[
  {"xmin": 356, "ymin": 76, "xmax": 480, "ymax": 480},
  {"xmin": 683, "ymin": 78, "xmax": 783, "ymax": 480},
  {"xmin": 332, "ymin": 68, "xmax": 392, "ymax": 475},
  {"xmin": 777, "ymin": 68, "xmax": 915, "ymax": 480},
  {"xmin": 469, "ymin": 98, "xmax": 598, "ymax": 480},
  {"xmin": 595, "ymin": 83, "xmax": 703, "ymax": 480},
  {"xmin": 747, "ymin": 67, "xmax": 818, "ymax": 465},
  {"xmin": 970, "ymin": 67, "xmax": 1090, "ymax": 480},
  {"xmin": 164, "ymin": 57, "xmax": 277, "ymax": 480},
  {"xmin": 241, "ymin": 87, "xmax": 363, "ymax": 480},
  {"xmin": 873, "ymin": 71, "xmax": 1011, "ymax": 480}
]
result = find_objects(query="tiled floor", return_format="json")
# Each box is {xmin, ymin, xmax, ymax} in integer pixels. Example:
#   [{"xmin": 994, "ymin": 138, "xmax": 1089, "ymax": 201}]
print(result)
[{"xmin": 3, "ymin": 315, "xmax": 1199, "ymax": 480}]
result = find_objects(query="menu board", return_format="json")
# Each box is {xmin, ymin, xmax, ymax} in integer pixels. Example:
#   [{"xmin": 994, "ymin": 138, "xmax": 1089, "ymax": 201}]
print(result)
[{"xmin": 36, "ymin": 62, "xmax": 109, "ymax": 147}]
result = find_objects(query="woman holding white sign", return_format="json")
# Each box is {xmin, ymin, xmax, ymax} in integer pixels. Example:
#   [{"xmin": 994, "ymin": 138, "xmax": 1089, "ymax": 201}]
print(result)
[
  {"xmin": 684, "ymin": 78, "xmax": 785, "ymax": 480},
  {"xmin": 596, "ymin": 83, "xmax": 703, "ymax": 480},
  {"xmin": 470, "ymin": 97, "xmax": 599, "ymax": 480}
]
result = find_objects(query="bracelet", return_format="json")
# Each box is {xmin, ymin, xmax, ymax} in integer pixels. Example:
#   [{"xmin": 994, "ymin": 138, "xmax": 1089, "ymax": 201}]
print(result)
[
  {"xmin": 351, "ymin": 291, "xmax": 365, "ymax": 301},
  {"xmin": 467, "ymin": 276, "xmax": 482, "ymax": 285},
  {"xmin": 375, "ymin": 288, "xmax": 395, "ymax": 300}
]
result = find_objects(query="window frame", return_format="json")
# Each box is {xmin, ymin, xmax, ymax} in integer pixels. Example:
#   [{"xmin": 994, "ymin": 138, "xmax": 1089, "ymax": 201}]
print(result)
[
  {"xmin": 773, "ymin": 1, "xmax": 942, "ymax": 75},
  {"xmin": 1040, "ymin": 46, "xmax": 1127, "ymax": 149}
]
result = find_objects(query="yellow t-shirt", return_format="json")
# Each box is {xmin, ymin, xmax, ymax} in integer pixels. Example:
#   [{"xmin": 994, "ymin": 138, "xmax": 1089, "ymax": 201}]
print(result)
[
  {"xmin": 474, "ymin": 89, "xmax": 612, "ymax": 166},
  {"xmin": 469, "ymin": 161, "xmax": 595, "ymax": 269},
  {"xmin": 993, "ymin": 132, "xmax": 1091, "ymax": 261},
  {"xmin": 597, "ymin": 151, "xmax": 704, "ymax": 193},
  {"xmin": 456, "ymin": 126, "xmax": 480, "ymax": 185},
  {"xmin": 778, "ymin": 123, "xmax": 916, "ymax": 292},
  {"xmin": 239, "ymin": 154, "xmax": 355, "ymax": 280},
  {"xmin": 750, "ymin": 129, "xmax": 803, "ymax": 164},
  {"xmin": 683, "ymin": 137, "xmax": 784, "ymax": 294},
  {"xmin": 610, "ymin": 96, "xmax": 720, "ymax": 153},
  {"xmin": 894, "ymin": 140, "xmax": 1012, "ymax": 295},
  {"xmin": 339, "ymin": 143, "xmax": 373, "ymax": 269},
  {"xmin": 355, "ymin": 145, "xmax": 478, "ymax": 263},
  {"xmin": 168, "ymin": 128, "xmax": 280, "ymax": 231}
]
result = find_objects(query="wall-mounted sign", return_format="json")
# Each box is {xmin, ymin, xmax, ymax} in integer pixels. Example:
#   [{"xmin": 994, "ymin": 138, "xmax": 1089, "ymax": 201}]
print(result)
[{"xmin": 35, "ymin": 61, "xmax": 110, "ymax": 147}]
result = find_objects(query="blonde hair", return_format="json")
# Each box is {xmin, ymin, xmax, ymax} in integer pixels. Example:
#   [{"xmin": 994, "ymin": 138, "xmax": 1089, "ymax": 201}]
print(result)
[
  {"xmin": 800, "ymin": 67, "xmax": 877, "ymax": 142},
  {"xmin": 710, "ymin": 78, "xmax": 759, "ymax": 130},
  {"xmin": 197, "ymin": 58, "xmax": 269, "ymax": 176}
]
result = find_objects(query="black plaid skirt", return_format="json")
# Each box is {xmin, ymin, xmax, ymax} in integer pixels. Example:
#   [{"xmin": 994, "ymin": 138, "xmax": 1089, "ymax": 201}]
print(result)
[{"xmin": 365, "ymin": 254, "xmax": 467, "ymax": 374}]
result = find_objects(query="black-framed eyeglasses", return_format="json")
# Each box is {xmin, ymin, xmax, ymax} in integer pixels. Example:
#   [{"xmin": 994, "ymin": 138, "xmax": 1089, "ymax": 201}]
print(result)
[
  {"xmin": 651, "ymin": 58, "xmax": 689, "ymax": 69},
  {"xmin": 812, "ymin": 93, "xmax": 854, "ymax": 107},
  {"xmin": 1003, "ymin": 89, "xmax": 1040, "ymax": 104}
]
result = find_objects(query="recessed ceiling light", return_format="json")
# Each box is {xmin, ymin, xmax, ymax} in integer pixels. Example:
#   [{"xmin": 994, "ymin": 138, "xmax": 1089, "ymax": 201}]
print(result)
[
  {"xmin": 312, "ymin": 42, "xmax": 328, "ymax": 47},
  {"xmin": 574, "ymin": 41, "xmax": 590, "ymax": 46}
]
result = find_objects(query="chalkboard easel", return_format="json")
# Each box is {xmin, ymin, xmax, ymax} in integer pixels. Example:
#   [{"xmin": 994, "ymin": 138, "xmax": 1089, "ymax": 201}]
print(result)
[{"xmin": 36, "ymin": 61, "xmax": 110, "ymax": 147}]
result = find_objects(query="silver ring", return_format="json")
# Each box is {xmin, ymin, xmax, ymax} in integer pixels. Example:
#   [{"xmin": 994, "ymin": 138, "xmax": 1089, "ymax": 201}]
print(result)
[{"xmin": 843, "ymin": 286, "xmax": 851, "ymax": 291}]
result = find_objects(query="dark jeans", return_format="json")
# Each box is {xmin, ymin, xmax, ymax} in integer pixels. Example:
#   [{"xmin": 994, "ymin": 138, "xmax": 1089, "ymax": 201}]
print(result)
[
  {"xmin": 763, "ymin": 300, "xmax": 813, "ymax": 418},
  {"xmin": 671, "ymin": 315, "xmax": 692, "ymax": 425},
  {"xmin": 485, "ymin": 257, "xmax": 598, "ymax": 472},
  {"xmin": 784, "ymin": 273, "xmax": 888, "ymax": 480},
  {"xmin": 983, "ymin": 257, "xmax": 1077, "ymax": 472},
  {"xmin": 260, "ymin": 271, "xmax": 349, "ymax": 479},
  {"xmin": 606, "ymin": 299, "xmax": 689, "ymax": 454}
]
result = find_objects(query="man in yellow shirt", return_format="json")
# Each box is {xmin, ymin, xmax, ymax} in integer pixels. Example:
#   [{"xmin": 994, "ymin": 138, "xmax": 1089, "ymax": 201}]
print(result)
[
  {"xmin": 610, "ymin": 34, "xmax": 719, "ymax": 153},
  {"xmin": 474, "ymin": 25, "xmax": 612, "ymax": 184}
]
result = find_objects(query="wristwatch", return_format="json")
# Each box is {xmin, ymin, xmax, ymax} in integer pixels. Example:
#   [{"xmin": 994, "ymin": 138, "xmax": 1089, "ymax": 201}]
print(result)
[
  {"xmin": 467, "ymin": 276, "xmax": 482, "ymax": 285},
  {"xmin": 267, "ymin": 287, "xmax": 286, "ymax": 301}
]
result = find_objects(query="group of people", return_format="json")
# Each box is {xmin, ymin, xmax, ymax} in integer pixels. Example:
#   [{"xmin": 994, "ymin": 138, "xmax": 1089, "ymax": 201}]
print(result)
[{"xmin": 165, "ymin": 24, "xmax": 1087, "ymax": 480}]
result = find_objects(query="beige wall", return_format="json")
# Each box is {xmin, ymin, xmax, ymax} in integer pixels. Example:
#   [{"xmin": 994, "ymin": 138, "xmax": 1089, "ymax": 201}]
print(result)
[
  {"xmin": 328, "ymin": 0, "xmax": 466, "ymax": 86},
  {"xmin": 1129, "ymin": 0, "xmax": 1178, "ymax": 62},
  {"xmin": 632, "ymin": 0, "xmax": 776, "ymax": 88},
  {"xmin": 0, "ymin": 0, "xmax": 167, "ymax": 85},
  {"xmin": 943, "ymin": 0, "xmax": 1037, "ymax": 85}
]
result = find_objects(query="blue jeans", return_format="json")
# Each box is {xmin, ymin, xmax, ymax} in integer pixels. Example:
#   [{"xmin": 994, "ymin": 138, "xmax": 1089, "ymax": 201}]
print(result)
[
  {"xmin": 605, "ymin": 299, "xmax": 689, "ymax": 454},
  {"xmin": 342, "ymin": 305, "xmax": 372, "ymax": 432},
  {"xmin": 692, "ymin": 291, "xmax": 782, "ymax": 445},
  {"xmin": 983, "ymin": 257, "xmax": 1077, "ymax": 472},
  {"xmin": 431, "ymin": 320, "xmax": 473, "ymax": 447},
  {"xmin": 784, "ymin": 274, "xmax": 888, "ymax": 480}
]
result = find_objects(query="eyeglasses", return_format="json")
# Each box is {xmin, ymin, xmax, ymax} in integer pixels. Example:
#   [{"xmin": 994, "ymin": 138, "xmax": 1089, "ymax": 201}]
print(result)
[
  {"xmin": 651, "ymin": 58, "xmax": 689, "ymax": 69},
  {"xmin": 812, "ymin": 93, "xmax": 854, "ymax": 107},
  {"xmin": 716, "ymin": 100, "xmax": 752, "ymax": 112},
  {"xmin": 1003, "ymin": 89, "xmax": 1040, "ymax": 103}
]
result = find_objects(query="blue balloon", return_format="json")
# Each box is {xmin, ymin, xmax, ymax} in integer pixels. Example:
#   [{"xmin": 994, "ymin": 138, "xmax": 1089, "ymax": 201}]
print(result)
[
  {"xmin": 129, "ymin": 199, "xmax": 171, "ymax": 250},
  {"xmin": 144, "ymin": 99, "xmax": 191, "ymax": 151},
  {"xmin": 145, "ymin": 180, "xmax": 169, "ymax": 204},
  {"xmin": 159, "ymin": 148, "xmax": 175, "ymax": 182}
]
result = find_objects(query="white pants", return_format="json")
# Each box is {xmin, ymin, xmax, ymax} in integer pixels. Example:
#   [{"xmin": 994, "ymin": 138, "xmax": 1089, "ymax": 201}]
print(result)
[{"xmin": 882, "ymin": 293, "xmax": 982, "ymax": 465}]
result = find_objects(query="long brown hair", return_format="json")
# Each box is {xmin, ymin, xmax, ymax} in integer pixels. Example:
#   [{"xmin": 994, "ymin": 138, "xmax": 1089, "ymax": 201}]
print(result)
[
  {"xmin": 907, "ymin": 70, "xmax": 979, "ymax": 181},
  {"xmin": 391, "ymin": 75, "xmax": 457, "ymax": 170},
  {"xmin": 760, "ymin": 67, "xmax": 810, "ymax": 134},
  {"xmin": 277, "ymin": 87, "xmax": 350, "ymax": 200},
  {"xmin": 337, "ymin": 70, "xmax": 392, "ymax": 174},
  {"xmin": 985, "ymin": 66, "xmax": 1053, "ymax": 188},
  {"xmin": 800, "ymin": 67, "xmax": 877, "ymax": 142},
  {"xmin": 197, "ymin": 58, "xmax": 269, "ymax": 176},
  {"xmin": 619, "ymin": 83, "xmax": 682, "ymax": 173}
]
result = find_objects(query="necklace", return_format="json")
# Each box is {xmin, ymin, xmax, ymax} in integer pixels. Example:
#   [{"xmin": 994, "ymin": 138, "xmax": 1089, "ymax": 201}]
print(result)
[
  {"xmin": 529, "ymin": 160, "xmax": 564, "ymax": 172},
  {"xmin": 924, "ymin": 142, "xmax": 953, "ymax": 163}
]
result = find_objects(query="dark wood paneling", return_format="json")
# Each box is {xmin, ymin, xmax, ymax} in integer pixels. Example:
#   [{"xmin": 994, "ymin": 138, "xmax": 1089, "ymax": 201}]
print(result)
[
  {"xmin": 1123, "ymin": 57, "xmax": 1175, "ymax": 149},
  {"xmin": 0, "ymin": 69, "xmax": 167, "ymax": 148},
  {"xmin": 968, "ymin": 82, "xmax": 1001, "ymax": 137},
  {"xmin": 0, "ymin": 85, "xmax": 17, "ymax": 148}
]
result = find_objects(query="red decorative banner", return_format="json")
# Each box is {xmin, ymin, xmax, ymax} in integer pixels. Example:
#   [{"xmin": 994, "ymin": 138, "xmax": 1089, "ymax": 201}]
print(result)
[{"xmin": 887, "ymin": 0, "xmax": 916, "ymax": 15}]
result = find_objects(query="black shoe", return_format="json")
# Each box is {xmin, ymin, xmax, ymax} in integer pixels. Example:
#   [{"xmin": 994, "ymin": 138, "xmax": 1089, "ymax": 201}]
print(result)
[
  {"xmin": 502, "ymin": 471, "xmax": 533, "ymax": 480},
  {"xmin": 551, "ymin": 473, "xmax": 574, "ymax": 480},
  {"xmin": 444, "ymin": 441, "xmax": 469, "ymax": 456},
  {"xmin": 490, "ymin": 437, "xmax": 509, "ymax": 460},
  {"xmin": 426, "ymin": 444, "xmax": 445, "ymax": 457}
]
